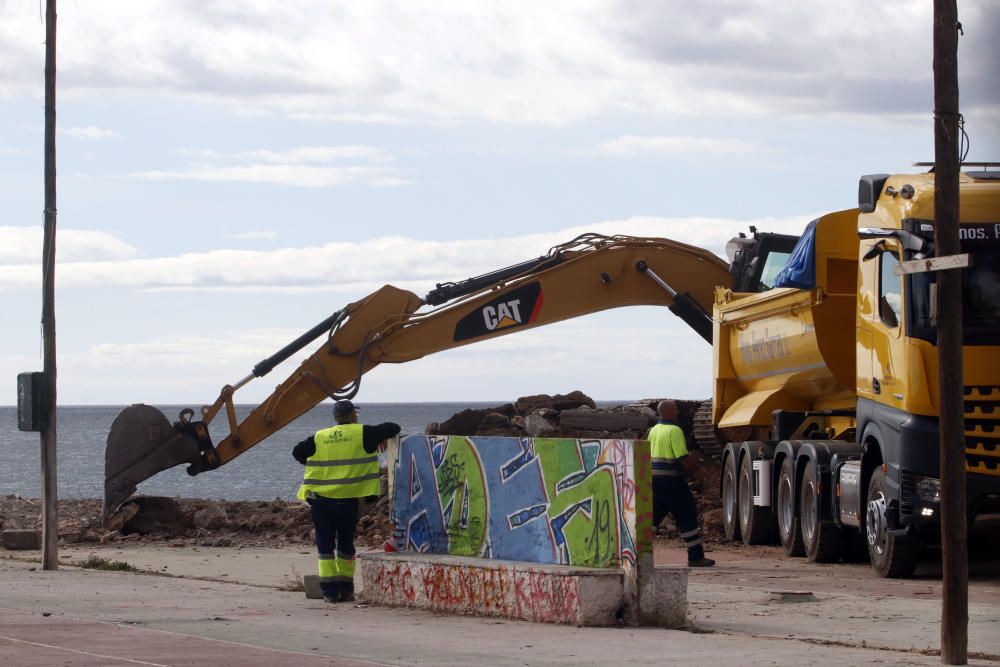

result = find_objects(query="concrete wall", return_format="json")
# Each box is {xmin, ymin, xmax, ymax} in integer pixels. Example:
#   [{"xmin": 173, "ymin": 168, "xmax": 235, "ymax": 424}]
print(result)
[
  {"xmin": 359, "ymin": 552, "xmax": 623, "ymax": 626},
  {"xmin": 391, "ymin": 436, "xmax": 652, "ymax": 580}
]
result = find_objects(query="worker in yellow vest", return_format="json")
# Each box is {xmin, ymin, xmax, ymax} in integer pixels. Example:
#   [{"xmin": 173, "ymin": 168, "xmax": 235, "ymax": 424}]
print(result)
[
  {"xmin": 647, "ymin": 400, "xmax": 715, "ymax": 567},
  {"xmin": 293, "ymin": 399, "xmax": 401, "ymax": 602}
]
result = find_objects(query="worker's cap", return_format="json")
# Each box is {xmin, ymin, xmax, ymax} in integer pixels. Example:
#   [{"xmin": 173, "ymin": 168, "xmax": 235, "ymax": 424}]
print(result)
[{"xmin": 333, "ymin": 400, "xmax": 359, "ymax": 417}]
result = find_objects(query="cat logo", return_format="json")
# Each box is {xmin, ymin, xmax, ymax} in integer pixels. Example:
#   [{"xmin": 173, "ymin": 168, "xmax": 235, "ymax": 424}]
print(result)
[
  {"xmin": 453, "ymin": 282, "xmax": 544, "ymax": 342},
  {"xmin": 483, "ymin": 299, "xmax": 523, "ymax": 331}
]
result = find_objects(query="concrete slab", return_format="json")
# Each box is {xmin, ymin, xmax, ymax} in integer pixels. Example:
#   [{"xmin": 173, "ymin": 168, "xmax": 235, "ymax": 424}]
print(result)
[
  {"xmin": 1, "ymin": 529, "xmax": 40, "ymax": 551},
  {"xmin": 303, "ymin": 573, "xmax": 324, "ymax": 599},
  {"xmin": 359, "ymin": 552, "xmax": 623, "ymax": 626},
  {"xmin": 647, "ymin": 566, "xmax": 688, "ymax": 628}
]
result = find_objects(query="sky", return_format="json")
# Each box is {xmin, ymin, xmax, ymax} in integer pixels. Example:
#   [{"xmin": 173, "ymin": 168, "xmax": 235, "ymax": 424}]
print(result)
[{"xmin": 1, "ymin": 0, "xmax": 998, "ymax": 406}]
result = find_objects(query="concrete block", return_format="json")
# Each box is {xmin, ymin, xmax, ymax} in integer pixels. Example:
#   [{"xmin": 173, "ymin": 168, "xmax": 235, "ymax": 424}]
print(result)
[
  {"xmin": 303, "ymin": 574, "xmax": 323, "ymax": 599},
  {"xmin": 558, "ymin": 409, "xmax": 651, "ymax": 432},
  {"xmin": 2, "ymin": 529, "xmax": 41, "ymax": 551},
  {"xmin": 359, "ymin": 552, "xmax": 622, "ymax": 626},
  {"xmin": 643, "ymin": 566, "xmax": 688, "ymax": 629}
]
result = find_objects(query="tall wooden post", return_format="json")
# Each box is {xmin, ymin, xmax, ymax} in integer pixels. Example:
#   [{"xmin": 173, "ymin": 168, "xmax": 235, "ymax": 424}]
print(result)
[
  {"xmin": 41, "ymin": 0, "xmax": 59, "ymax": 571},
  {"xmin": 933, "ymin": 0, "xmax": 967, "ymax": 663}
]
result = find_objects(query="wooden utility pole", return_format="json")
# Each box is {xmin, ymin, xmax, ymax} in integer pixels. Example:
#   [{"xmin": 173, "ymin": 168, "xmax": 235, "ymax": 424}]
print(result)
[
  {"xmin": 933, "ymin": 0, "xmax": 967, "ymax": 663},
  {"xmin": 41, "ymin": 0, "xmax": 59, "ymax": 571}
]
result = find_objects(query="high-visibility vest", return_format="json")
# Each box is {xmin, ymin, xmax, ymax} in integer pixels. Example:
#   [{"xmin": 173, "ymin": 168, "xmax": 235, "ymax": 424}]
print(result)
[
  {"xmin": 648, "ymin": 423, "xmax": 688, "ymax": 477},
  {"xmin": 297, "ymin": 424, "xmax": 380, "ymax": 500}
]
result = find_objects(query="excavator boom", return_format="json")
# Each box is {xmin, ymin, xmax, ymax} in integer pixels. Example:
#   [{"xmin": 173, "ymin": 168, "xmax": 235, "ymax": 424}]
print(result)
[{"xmin": 103, "ymin": 233, "xmax": 731, "ymax": 518}]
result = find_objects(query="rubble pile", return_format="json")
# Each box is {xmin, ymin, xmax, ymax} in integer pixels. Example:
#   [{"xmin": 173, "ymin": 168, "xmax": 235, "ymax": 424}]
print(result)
[
  {"xmin": 427, "ymin": 391, "xmax": 704, "ymax": 441},
  {"xmin": 0, "ymin": 494, "xmax": 388, "ymax": 548}
]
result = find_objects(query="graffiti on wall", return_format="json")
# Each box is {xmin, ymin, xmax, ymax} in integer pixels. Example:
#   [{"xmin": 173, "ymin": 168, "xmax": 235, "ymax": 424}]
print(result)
[
  {"xmin": 365, "ymin": 558, "xmax": 588, "ymax": 624},
  {"xmin": 392, "ymin": 435, "xmax": 649, "ymax": 576}
]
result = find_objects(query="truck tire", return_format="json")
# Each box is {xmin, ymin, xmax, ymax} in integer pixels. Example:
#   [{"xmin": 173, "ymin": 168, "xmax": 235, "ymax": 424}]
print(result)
[
  {"xmin": 800, "ymin": 462, "xmax": 843, "ymax": 562},
  {"xmin": 739, "ymin": 453, "xmax": 775, "ymax": 545},
  {"xmin": 722, "ymin": 451, "xmax": 741, "ymax": 542},
  {"xmin": 777, "ymin": 457, "xmax": 804, "ymax": 556},
  {"xmin": 866, "ymin": 468, "xmax": 920, "ymax": 578}
]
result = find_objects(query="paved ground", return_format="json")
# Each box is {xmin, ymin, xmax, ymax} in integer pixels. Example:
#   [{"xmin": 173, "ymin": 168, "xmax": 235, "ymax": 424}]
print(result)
[{"xmin": 1, "ymin": 543, "xmax": 998, "ymax": 666}]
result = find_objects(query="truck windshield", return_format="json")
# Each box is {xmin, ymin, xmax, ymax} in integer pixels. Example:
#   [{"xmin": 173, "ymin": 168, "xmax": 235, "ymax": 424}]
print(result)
[
  {"xmin": 759, "ymin": 251, "xmax": 793, "ymax": 290},
  {"xmin": 908, "ymin": 251, "xmax": 1000, "ymax": 345}
]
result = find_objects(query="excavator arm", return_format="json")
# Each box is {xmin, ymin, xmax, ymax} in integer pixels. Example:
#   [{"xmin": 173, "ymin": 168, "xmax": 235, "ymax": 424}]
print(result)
[{"xmin": 104, "ymin": 233, "xmax": 730, "ymax": 518}]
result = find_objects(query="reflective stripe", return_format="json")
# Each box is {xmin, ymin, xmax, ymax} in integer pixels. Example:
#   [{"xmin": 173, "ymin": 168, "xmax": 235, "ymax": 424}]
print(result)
[
  {"xmin": 683, "ymin": 537, "xmax": 704, "ymax": 548},
  {"xmin": 651, "ymin": 457, "xmax": 679, "ymax": 463},
  {"xmin": 318, "ymin": 553, "xmax": 335, "ymax": 560},
  {"xmin": 318, "ymin": 559, "xmax": 337, "ymax": 578},
  {"xmin": 652, "ymin": 469, "xmax": 683, "ymax": 477},
  {"xmin": 680, "ymin": 528, "xmax": 701, "ymax": 539},
  {"xmin": 304, "ymin": 472, "xmax": 381, "ymax": 485},
  {"xmin": 320, "ymin": 575, "xmax": 353, "ymax": 583},
  {"xmin": 307, "ymin": 456, "xmax": 378, "ymax": 467}
]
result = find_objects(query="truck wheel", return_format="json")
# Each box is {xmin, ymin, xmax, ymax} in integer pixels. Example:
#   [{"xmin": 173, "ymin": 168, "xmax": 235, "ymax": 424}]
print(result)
[
  {"xmin": 777, "ymin": 457, "xmax": 804, "ymax": 556},
  {"xmin": 722, "ymin": 452, "xmax": 741, "ymax": 542},
  {"xmin": 866, "ymin": 468, "xmax": 920, "ymax": 578},
  {"xmin": 739, "ymin": 453, "xmax": 775, "ymax": 545},
  {"xmin": 800, "ymin": 462, "xmax": 843, "ymax": 562}
]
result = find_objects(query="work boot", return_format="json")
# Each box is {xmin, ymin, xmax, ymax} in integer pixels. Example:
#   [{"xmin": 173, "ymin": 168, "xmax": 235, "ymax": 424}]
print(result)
[
  {"xmin": 339, "ymin": 583, "xmax": 355, "ymax": 603},
  {"xmin": 688, "ymin": 557, "xmax": 716, "ymax": 567},
  {"xmin": 324, "ymin": 583, "xmax": 344, "ymax": 603}
]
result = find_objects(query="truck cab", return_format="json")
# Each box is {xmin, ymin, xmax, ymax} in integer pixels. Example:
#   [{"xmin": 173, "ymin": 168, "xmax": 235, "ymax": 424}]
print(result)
[{"xmin": 855, "ymin": 170, "xmax": 1000, "ymax": 574}]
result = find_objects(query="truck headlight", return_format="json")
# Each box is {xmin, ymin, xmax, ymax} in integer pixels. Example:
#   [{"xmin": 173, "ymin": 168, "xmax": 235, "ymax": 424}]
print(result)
[{"xmin": 916, "ymin": 476, "xmax": 940, "ymax": 502}]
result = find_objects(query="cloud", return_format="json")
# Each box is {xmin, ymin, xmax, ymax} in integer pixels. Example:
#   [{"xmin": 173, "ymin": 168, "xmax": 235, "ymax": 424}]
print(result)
[
  {"xmin": 131, "ymin": 164, "xmax": 407, "ymax": 188},
  {"xmin": 0, "ymin": 214, "xmax": 811, "ymax": 291},
  {"xmin": 592, "ymin": 135, "xmax": 762, "ymax": 158},
  {"xmin": 239, "ymin": 146, "xmax": 393, "ymax": 164},
  {"xmin": 225, "ymin": 231, "xmax": 279, "ymax": 242},
  {"xmin": 0, "ymin": 226, "xmax": 138, "ymax": 265},
  {"xmin": 135, "ymin": 144, "xmax": 406, "ymax": 187},
  {"xmin": 13, "ymin": 311, "xmax": 715, "ymax": 404},
  {"xmin": 57, "ymin": 125, "xmax": 121, "ymax": 141},
  {"xmin": 2, "ymin": 1, "xmax": 995, "ymax": 124},
  {"xmin": 0, "ymin": 147, "xmax": 28, "ymax": 156}
]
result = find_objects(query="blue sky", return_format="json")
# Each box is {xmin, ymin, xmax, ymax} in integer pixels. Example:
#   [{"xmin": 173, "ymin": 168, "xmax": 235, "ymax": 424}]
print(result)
[{"xmin": 1, "ymin": 0, "xmax": 998, "ymax": 405}]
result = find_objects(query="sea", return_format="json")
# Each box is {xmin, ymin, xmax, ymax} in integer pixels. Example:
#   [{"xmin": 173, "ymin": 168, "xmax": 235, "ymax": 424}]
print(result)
[{"xmin": 0, "ymin": 401, "xmax": 622, "ymax": 501}]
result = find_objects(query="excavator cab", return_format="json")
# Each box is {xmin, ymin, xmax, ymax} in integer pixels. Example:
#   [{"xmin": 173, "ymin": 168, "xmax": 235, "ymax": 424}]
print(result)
[{"xmin": 726, "ymin": 227, "xmax": 800, "ymax": 293}]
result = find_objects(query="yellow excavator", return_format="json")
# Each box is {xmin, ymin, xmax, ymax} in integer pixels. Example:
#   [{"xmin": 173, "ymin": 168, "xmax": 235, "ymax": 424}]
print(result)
[
  {"xmin": 105, "ymin": 165, "xmax": 1000, "ymax": 578},
  {"xmin": 104, "ymin": 231, "xmax": 787, "ymax": 515}
]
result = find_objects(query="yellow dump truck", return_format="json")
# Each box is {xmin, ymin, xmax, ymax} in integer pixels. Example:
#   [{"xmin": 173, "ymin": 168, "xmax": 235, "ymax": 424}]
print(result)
[{"xmin": 713, "ymin": 168, "xmax": 1000, "ymax": 577}]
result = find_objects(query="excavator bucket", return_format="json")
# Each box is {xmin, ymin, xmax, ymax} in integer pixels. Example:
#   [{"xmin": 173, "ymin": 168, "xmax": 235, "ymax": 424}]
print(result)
[{"xmin": 103, "ymin": 404, "xmax": 201, "ymax": 522}]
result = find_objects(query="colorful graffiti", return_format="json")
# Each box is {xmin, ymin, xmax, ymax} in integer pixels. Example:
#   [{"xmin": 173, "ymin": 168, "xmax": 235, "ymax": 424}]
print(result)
[
  {"xmin": 392, "ymin": 436, "xmax": 650, "ymax": 576},
  {"xmin": 364, "ymin": 557, "xmax": 596, "ymax": 624}
]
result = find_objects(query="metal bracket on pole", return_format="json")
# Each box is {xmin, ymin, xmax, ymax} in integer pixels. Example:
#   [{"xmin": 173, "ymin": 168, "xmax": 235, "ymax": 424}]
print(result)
[{"xmin": 895, "ymin": 254, "xmax": 971, "ymax": 275}]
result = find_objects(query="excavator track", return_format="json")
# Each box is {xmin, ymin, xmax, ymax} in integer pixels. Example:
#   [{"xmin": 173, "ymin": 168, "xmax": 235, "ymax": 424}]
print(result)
[{"xmin": 692, "ymin": 399, "xmax": 725, "ymax": 459}]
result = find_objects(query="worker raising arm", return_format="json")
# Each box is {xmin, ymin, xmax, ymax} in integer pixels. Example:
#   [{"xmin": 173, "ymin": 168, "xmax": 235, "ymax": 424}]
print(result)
[{"xmin": 293, "ymin": 399, "xmax": 401, "ymax": 603}]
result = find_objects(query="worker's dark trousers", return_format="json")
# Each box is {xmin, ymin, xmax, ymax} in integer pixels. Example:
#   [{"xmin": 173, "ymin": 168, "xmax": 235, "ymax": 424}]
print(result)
[
  {"xmin": 652, "ymin": 475, "xmax": 705, "ymax": 562},
  {"xmin": 307, "ymin": 496, "xmax": 360, "ymax": 598}
]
